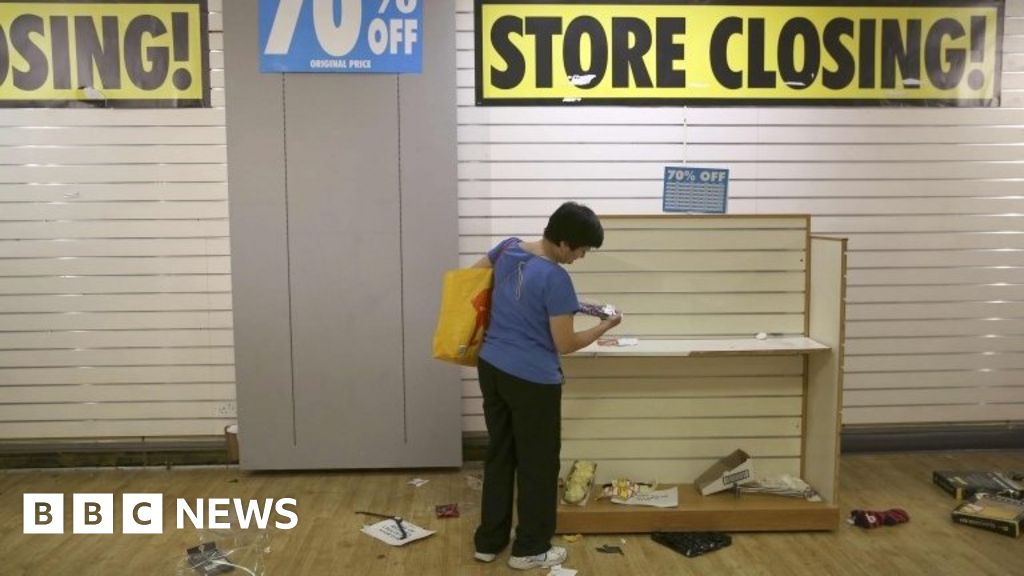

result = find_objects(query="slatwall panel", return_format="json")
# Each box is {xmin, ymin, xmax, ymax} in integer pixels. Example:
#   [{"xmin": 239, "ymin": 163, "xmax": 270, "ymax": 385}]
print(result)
[
  {"xmin": 456, "ymin": 0, "xmax": 1024, "ymax": 431},
  {"xmin": 560, "ymin": 356, "xmax": 804, "ymax": 483},
  {"xmin": 569, "ymin": 216, "xmax": 809, "ymax": 337},
  {"xmin": 0, "ymin": 0, "xmax": 233, "ymax": 439},
  {"xmin": 554, "ymin": 216, "xmax": 811, "ymax": 483}
]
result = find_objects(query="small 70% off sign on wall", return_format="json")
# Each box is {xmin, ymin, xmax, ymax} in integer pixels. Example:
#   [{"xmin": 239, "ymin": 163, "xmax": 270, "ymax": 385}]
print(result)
[{"xmin": 663, "ymin": 167, "xmax": 730, "ymax": 213}]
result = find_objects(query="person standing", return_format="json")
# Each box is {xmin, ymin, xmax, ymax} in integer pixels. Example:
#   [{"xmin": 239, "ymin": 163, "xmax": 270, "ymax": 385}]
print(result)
[{"xmin": 471, "ymin": 202, "xmax": 622, "ymax": 570}]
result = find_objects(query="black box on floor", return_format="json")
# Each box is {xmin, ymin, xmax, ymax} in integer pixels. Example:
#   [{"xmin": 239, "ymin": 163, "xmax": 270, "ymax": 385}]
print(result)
[
  {"xmin": 951, "ymin": 494, "xmax": 1024, "ymax": 538},
  {"xmin": 932, "ymin": 470, "xmax": 1023, "ymax": 501},
  {"xmin": 651, "ymin": 532, "xmax": 732, "ymax": 557}
]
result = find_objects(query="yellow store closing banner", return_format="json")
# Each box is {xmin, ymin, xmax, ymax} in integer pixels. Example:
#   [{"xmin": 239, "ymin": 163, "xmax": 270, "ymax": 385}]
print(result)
[
  {"xmin": 474, "ymin": 0, "xmax": 1003, "ymax": 106},
  {"xmin": 0, "ymin": 0, "xmax": 209, "ymax": 107}
]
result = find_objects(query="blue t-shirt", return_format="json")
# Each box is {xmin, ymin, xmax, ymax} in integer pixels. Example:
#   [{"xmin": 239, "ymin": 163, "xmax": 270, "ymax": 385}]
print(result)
[{"xmin": 479, "ymin": 238, "xmax": 579, "ymax": 384}]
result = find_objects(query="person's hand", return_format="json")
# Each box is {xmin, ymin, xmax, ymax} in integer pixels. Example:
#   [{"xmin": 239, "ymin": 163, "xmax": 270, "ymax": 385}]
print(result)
[{"xmin": 600, "ymin": 312, "xmax": 623, "ymax": 332}]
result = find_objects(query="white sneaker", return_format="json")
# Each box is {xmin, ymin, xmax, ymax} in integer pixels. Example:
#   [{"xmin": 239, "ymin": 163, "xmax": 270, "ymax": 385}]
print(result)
[
  {"xmin": 474, "ymin": 551, "xmax": 497, "ymax": 563},
  {"xmin": 507, "ymin": 546, "xmax": 567, "ymax": 570}
]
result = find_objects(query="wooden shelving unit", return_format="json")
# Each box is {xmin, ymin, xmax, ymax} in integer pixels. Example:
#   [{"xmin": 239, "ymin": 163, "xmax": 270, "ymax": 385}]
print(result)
[
  {"xmin": 558, "ymin": 484, "xmax": 838, "ymax": 533},
  {"xmin": 572, "ymin": 336, "xmax": 829, "ymax": 358},
  {"xmin": 556, "ymin": 215, "xmax": 847, "ymax": 533}
]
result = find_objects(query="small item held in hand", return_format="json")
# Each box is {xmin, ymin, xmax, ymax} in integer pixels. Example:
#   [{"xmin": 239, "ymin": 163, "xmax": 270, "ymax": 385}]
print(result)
[
  {"xmin": 651, "ymin": 531, "xmax": 732, "ymax": 558},
  {"xmin": 579, "ymin": 301, "xmax": 618, "ymax": 319},
  {"xmin": 435, "ymin": 503, "xmax": 460, "ymax": 518}
]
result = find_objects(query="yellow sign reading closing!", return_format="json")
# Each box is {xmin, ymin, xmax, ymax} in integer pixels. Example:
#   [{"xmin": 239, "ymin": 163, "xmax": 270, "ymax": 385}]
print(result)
[
  {"xmin": 0, "ymin": 0, "xmax": 208, "ymax": 107},
  {"xmin": 475, "ymin": 0, "xmax": 1003, "ymax": 106}
]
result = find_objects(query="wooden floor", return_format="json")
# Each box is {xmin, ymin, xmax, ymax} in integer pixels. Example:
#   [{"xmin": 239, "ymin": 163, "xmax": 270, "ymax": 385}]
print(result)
[{"xmin": 1, "ymin": 450, "xmax": 1022, "ymax": 575}]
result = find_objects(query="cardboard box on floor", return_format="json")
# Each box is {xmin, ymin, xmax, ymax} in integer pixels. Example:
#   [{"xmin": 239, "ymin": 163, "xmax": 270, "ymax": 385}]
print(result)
[
  {"xmin": 933, "ymin": 470, "xmax": 1023, "ymax": 501},
  {"xmin": 952, "ymin": 494, "xmax": 1024, "ymax": 538},
  {"xmin": 695, "ymin": 449, "xmax": 753, "ymax": 496}
]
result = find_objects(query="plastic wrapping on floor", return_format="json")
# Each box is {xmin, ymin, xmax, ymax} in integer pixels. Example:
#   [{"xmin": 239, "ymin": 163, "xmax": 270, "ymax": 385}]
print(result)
[
  {"xmin": 737, "ymin": 474, "xmax": 823, "ymax": 501},
  {"xmin": 465, "ymin": 474, "xmax": 483, "ymax": 491},
  {"xmin": 176, "ymin": 526, "xmax": 271, "ymax": 576}
]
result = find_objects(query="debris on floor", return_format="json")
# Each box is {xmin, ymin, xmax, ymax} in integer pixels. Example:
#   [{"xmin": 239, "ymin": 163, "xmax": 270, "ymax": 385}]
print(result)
[
  {"xmin": 435, "ymin": 503, "xmax": 459, "ymax": 518},
  {"xmin": 951, "ymin": 495, "xmax": 1023, "ymax": 538},
  {"xmin": 651, "ymin": 531, "xmax": 732, "ymax": 558},
  {"xmin": 595, "ymin": 544, "xmax": 623, "ymax": 555},
  {"xmin": 848, "ymin": 508, "xmax": 910, "ymax": 529},
  {"xmin": 360, "ymin": 518, "xmax": 435, "ymax": 546}
]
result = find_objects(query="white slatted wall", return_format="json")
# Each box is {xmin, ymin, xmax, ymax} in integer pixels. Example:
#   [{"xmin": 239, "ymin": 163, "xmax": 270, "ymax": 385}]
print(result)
[
  {"xmin": 456, "ymin": 0, "xmax": 1024, "ymax": 431},
  {"xmin": 0, "ymin": 0, "xmax": 234, "ymax": 440}
]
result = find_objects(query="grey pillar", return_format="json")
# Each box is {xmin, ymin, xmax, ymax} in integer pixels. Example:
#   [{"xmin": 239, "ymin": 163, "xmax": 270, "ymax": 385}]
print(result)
[{"xmin": 224, "ymin": 2, "xmax": 460, "ymax": 469}]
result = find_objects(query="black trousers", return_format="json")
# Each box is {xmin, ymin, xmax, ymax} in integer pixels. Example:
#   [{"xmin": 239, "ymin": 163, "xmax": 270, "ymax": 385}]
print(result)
[{"xmin": 474, "ymin": 358, "xmax": 562, "ymax": 557}]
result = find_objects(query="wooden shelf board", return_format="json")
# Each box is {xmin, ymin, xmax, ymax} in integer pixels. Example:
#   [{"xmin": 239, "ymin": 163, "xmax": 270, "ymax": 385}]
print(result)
[
  {"xmin": 571, "ymin": 337, "xmax": 829, "ymax": 358},
  {"xmin": 556, "ymin": 484, "xmax": 839, "ymax": 533}
]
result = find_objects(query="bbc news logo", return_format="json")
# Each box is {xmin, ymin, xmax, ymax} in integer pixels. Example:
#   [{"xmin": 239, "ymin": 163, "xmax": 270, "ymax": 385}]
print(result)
[{"xmin": 24, "ymin": 493, "xmax": 298, "ymax": 534}]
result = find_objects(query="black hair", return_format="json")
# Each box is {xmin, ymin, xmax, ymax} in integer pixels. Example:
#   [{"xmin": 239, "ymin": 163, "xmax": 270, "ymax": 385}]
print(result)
[{"xmin": 543, "ymin": 201, "xmax": 604, "ymax": 250}]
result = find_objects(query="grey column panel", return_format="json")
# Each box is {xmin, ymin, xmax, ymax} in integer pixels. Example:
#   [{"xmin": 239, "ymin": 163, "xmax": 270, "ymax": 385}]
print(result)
[
  {"xmin": 399, "ymin": 1, "xmax": 462, "ymax": 466},
  {"xmin": 286, "ymin": 74, "xmax": 404, "ymax": 467},
  {"xmin": 223, "ymin": 5, "xmax": 296, "ymax": 466},
  {"xmin": 224, "ymin": 1, "xmax": 460, "ymax": 469}
]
